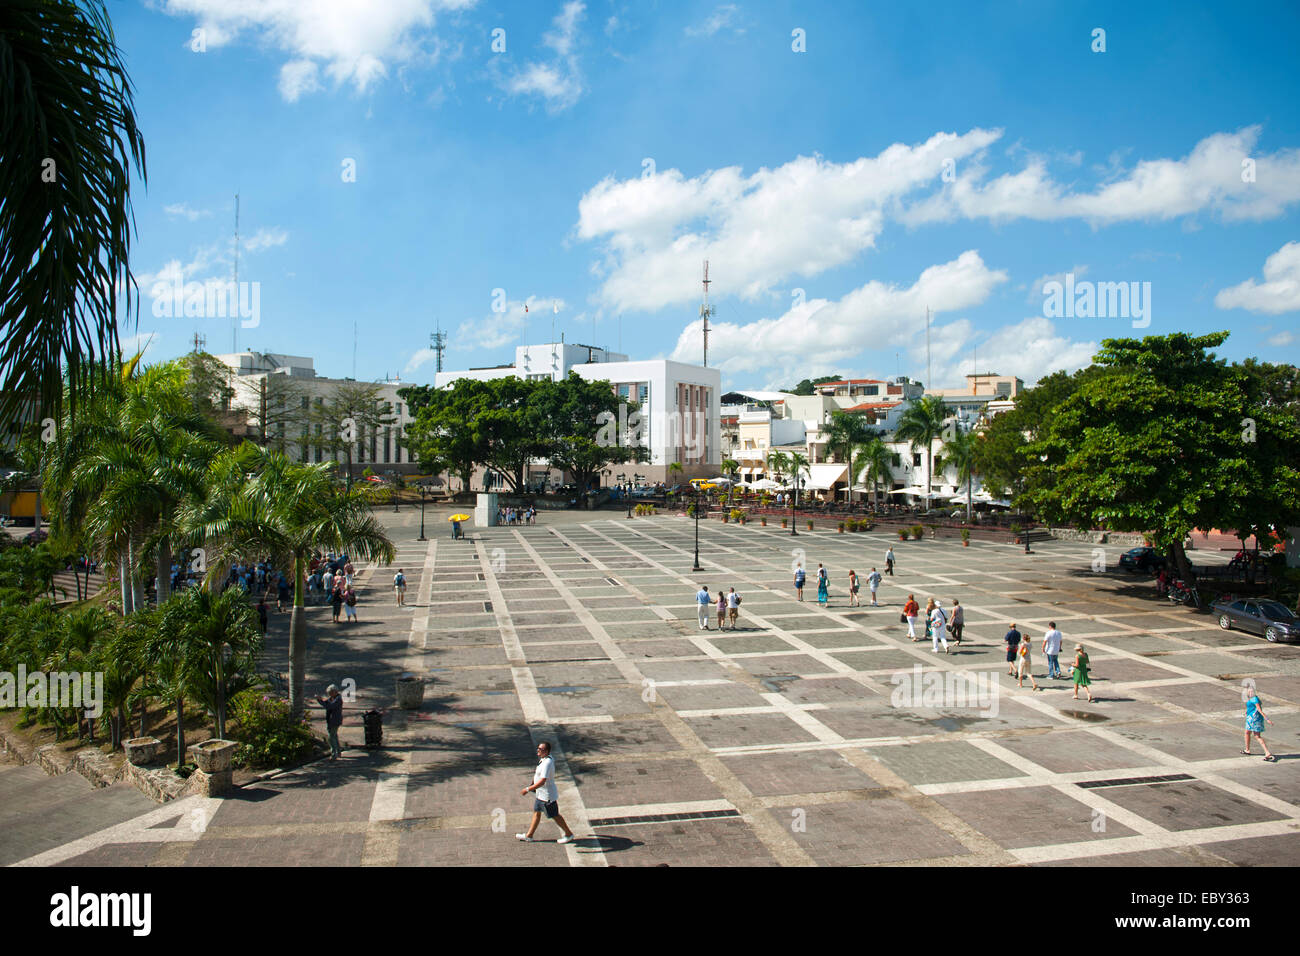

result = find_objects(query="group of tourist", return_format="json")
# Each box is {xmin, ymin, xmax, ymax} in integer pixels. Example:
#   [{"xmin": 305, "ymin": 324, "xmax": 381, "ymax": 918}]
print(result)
[
  {"xmin": 694, "ymin": 584, "xmax": 743, "ymax": 630},
  {"xmin": 497, "ymin": 505, "xmax": 536, "ymax": 525}
]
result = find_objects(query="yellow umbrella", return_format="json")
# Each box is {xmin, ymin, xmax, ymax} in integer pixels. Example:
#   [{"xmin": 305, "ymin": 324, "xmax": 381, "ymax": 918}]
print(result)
[{"xmin": 448, "ymin": 513, "xmax": 471, "ymax": 522}]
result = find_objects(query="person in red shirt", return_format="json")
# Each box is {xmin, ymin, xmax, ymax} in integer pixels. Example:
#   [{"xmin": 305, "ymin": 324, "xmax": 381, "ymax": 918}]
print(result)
[{"xmin": 903, "ymin": 595, "xmax": 920, "ymax": 640}]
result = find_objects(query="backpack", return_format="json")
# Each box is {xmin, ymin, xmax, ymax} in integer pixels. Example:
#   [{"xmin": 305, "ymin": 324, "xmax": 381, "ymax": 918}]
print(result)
[{"xmin": 346, "ymin": 592, "xmax": 357, "ymax": 606}]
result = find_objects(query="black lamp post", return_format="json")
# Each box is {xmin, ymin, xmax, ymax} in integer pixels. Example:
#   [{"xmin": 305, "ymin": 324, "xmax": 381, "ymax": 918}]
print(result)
[
  {"xmin": 417, "ymin": 485, "xmax": 428, "ymax": 541},
  {"xmin": 692, "ymin": 485, "xmax": 702, "ymax": 571},
  {"xmin": 790, "ymin": 475, "xmax": 801, "ymax": 536}
]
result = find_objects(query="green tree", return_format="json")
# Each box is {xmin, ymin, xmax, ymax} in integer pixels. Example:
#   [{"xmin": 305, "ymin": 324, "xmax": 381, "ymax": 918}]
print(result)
[
  {"xmin": 180, "ymin": 443, "xmax": 396, "ymax": 717},
  {"xmin": 941, "ymin": 426, "xmax": 979, "ymax": 522},
  {"xmin": 823, "ymin": 411, "xmax": 876, "ymax": 504},
  {"xmin": 0, "ymin": 0, "xmax": 147, "ymax": 424},
  {"xmin": 1023, "ymin": 332, "xmax": 1300, "ymax": 583},
  {"xmin": 537, "ymin": 373, "xmax": 647, "ymax": 503},
  {"xmin": 851, "ymin": 437, "xmax": 894, "ymax": 510},
  {"xmin": 895, "ymin": 396, "xmax": 949, "ymax": 504}
]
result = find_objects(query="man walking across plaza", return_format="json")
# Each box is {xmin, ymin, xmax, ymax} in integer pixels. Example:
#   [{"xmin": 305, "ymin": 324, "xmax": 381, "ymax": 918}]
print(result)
[
  {"xmin": 794, "ymin": 564, "xmax": 806, "ymax": 601},
  {"xmin": 696, "ymin": 584, "xmax": 711, "ymax": 630},
  {"xmin": 727, "ymin": 586, "xmax": 741, "ymax": 629},
  {"xmin": 315, "ymin": 684, "xmax": 344, "ymax": 761},
  {"xmin": 1005, "ymin": 623, "xmax": 1022, "ymax": 677},
  {"xmin": 394, "ymin": 568, "xmax": 407, "ymax": 606},
  {"xmin": 517, "ymin": 742, "xmax": 576, "ymax": 844},
  {"xmin": 949, "ymin": 599, "xmax": 964, "ymax": 645},
  {"xmin": 1043, "ymin": 621, "xmax": 1064, "ymax": 678},
  {"xmin": 867, "ymin": 567, "xmax": 882, "ymax": 606},
  {"xmin": 885, "ymin": 546, "xmax": 895, "ymax": 576},
  {"xmin": 929, "ymin": 598, "xmax": 950, "ymax": 654}
]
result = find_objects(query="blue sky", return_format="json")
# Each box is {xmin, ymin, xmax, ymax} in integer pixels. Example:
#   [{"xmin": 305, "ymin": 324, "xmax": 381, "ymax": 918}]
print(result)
[{"xmin": 115, "ymin": 0, "xmax": 1300, "ymax": 391}]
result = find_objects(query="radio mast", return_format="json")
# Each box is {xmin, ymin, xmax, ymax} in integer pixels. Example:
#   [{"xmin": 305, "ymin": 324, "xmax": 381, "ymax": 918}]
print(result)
[{"xmin": 700, "ymin": 260, "xmax": 715, "ymax": 367}]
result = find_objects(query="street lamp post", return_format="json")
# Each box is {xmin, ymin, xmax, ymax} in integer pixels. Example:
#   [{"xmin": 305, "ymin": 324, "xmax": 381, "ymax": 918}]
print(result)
[
  {"xmin": 790, "ymin": 476, "xmax": 800, "ymax": 536},
  {"xmin": 417, "ymin": 485, "xmax": 428, "ymax": 541},
  {"xmin": 692, "ymin": 485, "xmax": 702, "ymax": 571}
]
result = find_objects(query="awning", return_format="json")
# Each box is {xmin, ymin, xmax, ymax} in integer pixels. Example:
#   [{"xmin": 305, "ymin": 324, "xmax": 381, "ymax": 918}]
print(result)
[{"xmin": 803, "ymin": 463, "xmax": 847, "ymax": 491}]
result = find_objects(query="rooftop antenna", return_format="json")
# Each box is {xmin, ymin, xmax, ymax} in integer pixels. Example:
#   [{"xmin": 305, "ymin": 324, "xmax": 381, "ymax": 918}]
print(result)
[
  {"xmin": 700, "ymin": 260, "xmax": 715, "ymax": 367},
  {"xmin": 191, "ymin": 332, "xmax": 206, "ymax": 353},
  {"xmin": 232, "ymin": 193, "xmax": 240, "ymax": 353},
  {"xmin": 429, "ymin": 323, "xmax": 447, "ymax": 374}
]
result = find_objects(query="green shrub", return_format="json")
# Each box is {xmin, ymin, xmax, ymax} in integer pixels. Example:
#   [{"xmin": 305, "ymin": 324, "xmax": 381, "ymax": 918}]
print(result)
[
  {"xmin": 730, "ymin": 509, "xmax": 743, "ymax": 522},
  {"xmin": 229, "ymin": 691, "xmax": 317, "ymax": 769},
  {"xmin": 911, "ymin": 525, "xmax": 924, "ymax": 540}
]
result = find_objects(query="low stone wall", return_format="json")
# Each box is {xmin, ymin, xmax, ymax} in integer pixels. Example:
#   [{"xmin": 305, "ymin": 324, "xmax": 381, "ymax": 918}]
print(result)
[{"xmin": 1046, "ymin": 527, "xmax": 1149, "ymax": 547}]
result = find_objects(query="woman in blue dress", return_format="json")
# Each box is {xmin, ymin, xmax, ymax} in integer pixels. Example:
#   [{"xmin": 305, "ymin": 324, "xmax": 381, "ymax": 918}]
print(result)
[
  {"xmin": 816, "ymin": 564, "xmax": 829, "ymax": 605},
  {"xmin": 1242, "ymin": 689, "xmax": 1276, "ymax": 761}
]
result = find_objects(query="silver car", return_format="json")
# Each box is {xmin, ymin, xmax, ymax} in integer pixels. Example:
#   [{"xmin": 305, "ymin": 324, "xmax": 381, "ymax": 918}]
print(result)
[{"xmin": 1212, "ymin": 599, "xmax": 1300, "ymax": 643}]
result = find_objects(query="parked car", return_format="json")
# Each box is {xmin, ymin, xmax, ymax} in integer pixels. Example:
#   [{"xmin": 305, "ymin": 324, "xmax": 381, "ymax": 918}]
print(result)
[
  {"xmin": 1119, "ymin": 546, "xmax": 1165, "ymax": 572},
  {"xmin": 1211, "ymin": 598, "xmax": 1300, "ymax": 643}
]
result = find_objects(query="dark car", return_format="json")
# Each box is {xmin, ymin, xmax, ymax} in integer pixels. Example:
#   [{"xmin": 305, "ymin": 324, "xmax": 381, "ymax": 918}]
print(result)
[
  {"xmin": 1211, "ymin": 598, "xmax": 1300, "ymax": 643},
  {"xmin": 1119, "ymin": 546, "xmax": 1165, "ymax": 572}
]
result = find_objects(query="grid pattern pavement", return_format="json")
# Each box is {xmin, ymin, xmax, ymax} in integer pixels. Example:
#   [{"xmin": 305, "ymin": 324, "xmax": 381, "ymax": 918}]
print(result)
[{"xmin": 11, "ymin": 509, "xmax": 1300, "ymax": 867}]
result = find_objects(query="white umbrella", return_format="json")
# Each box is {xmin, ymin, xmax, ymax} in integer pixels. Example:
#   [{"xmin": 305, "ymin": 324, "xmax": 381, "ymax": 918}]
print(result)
[
  {"xmin": 709, "ymin": 477, "xmax": 735, "ymax": 486},
  {"xmin": 751, "ymin": 478, "xmax": 783, "ymax": 491}
]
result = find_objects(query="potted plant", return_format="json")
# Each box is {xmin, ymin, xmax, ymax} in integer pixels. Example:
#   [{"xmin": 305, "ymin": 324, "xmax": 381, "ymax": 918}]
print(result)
[
  {"xmin": 838, "ymin": 521, "xmax": 845, "ymax": 533},
  {"xmin": 1010, "ymin": 522, "xmax": 1022, "ymax": 543},
  {"xmin": 807, "ymin": 519, "xmax": 815, "ymax": 531},
  {"xmin": 960, "ymin": 527, "xmax": 971, "ymax": 547},
  {"xmin": 781, "ymin": 518, "xmax": 788, "ymax": 528},
  {"xmin": 898, "ymin": 529, "xmax": 907, "ymax": 541},
  {"xmin": 731, "ymin": 508, "xmax": 744, "ymax": 524},
  {"xmin": 911, "ymin": 525, "xmax": 924, "ymax": 540},
  {"xmin": 721, "ymin": 511, "xmax": 729, "ymax": 523},
  {"xmin": 760, "ymin": 516, "xmax": 767, "ymax": 527}
]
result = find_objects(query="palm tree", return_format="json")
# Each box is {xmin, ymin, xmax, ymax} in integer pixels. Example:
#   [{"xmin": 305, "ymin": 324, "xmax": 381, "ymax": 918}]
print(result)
[
  {"xmin": 0, "ymin": 0, "xmax": 147, "ymax": 424},
  {"xmin": 720, "ymin": 457, "xmax": 740, "ymax": 482},
  {"xmin": 851, "ymin": 437, "xmax": 895, "ymax": 510},
  {"xmin": 765, "ymin": 449, "xmax": 790, "ymax": 485},
  {"xmin": 894, "ymin": 396, "xmax": 949, "ymax": 507},
  {"xmin": 158, "ymin": 585, "xmax": 263, "ymax": 740},
  {"xmin": 942, "ymin": 427, "xmax": 980, "ymax": 523},
  {"xmin": 180, "ymin": 443, "xmax": 396, "ymax": 717},
  {"xmin": 787, "ymin": 452, "xmax": 810, "ymax": 505},
  {"xmin": 823, "ymin": 412, "xmax": 875, "ymax": 505}
]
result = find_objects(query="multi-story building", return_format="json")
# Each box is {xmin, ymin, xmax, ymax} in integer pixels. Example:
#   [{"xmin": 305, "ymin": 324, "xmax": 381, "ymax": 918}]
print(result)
[
  {"xmin": 434, "ymin": 341, "xmax": 721, "ymax": 486},
  {"xmin": 927, "ymin": 372, "xmax": 1023, "ymax": 425},
  {"xmin": 213, "ymin": 351, "xmax": 417, "ymax": 476}
]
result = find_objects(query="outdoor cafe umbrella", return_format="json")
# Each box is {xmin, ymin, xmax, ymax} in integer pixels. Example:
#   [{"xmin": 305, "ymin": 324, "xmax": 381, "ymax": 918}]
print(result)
[
  {"xmin": 448, "ymin": 513, "xmax": 471, "ymax": 522},
  {"xmin": 751, "ymin": 478, "xmax": 782, "ymax": 491}
]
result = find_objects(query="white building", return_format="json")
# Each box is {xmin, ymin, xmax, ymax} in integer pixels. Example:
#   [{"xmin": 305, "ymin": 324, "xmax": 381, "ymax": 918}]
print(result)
[
  {"xmin": 435, "ymin": 341, "xmax": 721, "ymax": 484},
  {"xmin": 213, "ymin": 351, "xmax": 416, "ymax": 474}
]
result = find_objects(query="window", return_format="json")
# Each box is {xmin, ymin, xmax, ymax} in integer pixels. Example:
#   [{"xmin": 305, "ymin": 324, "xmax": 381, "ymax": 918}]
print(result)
[
  {"xmin": 892, "ymin": 453, "xmax": 901, "ymax": 467},
  {"xmin": 934, "ymin": 455, "xmax": 943, "ymax": 472},
  {"xmin": 912, "ymin": 453, "xmax": 921, "ymax": 467},
  {"xmin": 865, "ymin": 384, "xmax": 878, "ymax": 396}
]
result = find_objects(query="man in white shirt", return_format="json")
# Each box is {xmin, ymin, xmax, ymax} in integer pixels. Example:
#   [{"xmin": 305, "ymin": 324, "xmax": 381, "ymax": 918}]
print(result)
[
  {"xmin": 727, "ymin": 587, "xmax": 741, "ymax": 629},
  {"xmin": 1042, "ymin": 622, "xmax": 1065, "ymax": 678},
  {"xmin": 696, "ymin": 585, "xmax": 711, "ymax": 630},
  {"xmin": 517, "ymin": 742, "xmax": 575, "ymax": 844},
  {"xmin": 867, "ymin": 568, "xmax": 882, "ymax": 606}
]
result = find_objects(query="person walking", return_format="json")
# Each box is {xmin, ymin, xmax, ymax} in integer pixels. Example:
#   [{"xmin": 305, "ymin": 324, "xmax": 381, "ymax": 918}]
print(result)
[
  {"xmin": 1071, "ymin": 645, "xmax": 1094, "ymax": 702},
  {"xmin": 344, "ymin": 585, "xmax": 358, "ymax": 623},
  {"xmin": 1004, "ymin": 624, "xmax": 1022, "ymax": 677},
  {"xmin": 1016, "ymin": 637, "xmax": 1040, "ymax": 690},
  {"xmin": 322, "ymin": 567, "xmax": 334, "ymax": 598},
  {"xmin": 903, "ymin": 595, "xmax": 920, "ymax": 640},
  {"xmin": 717, "ymin": 589, "xmax": 728, "ymax": 630},
  {"xmin": 885, "ymin": 547, "xmax": 895, "ymax": 576},
  {"xmin": 817, "ymin": 564, "xmax": 829, "ymax": 606},
  {"xmin": 848, "ymin": 569, "xmax": 860, "ymax": 607},
  {"xmin": 1241, "ymin": 688, "xmax": 1277, "ymax": 761},
  {"xmin": 867, "ymin": 568, "xmax": 882, "ymax": 606},
  {"xmin": 1042, "ymin": 622, "xmax": 1064, "ymax": 678},
  {"xmin": 794, "ymin": 564, "xmax": 806, "ymax": 602},
  {"xmin": 276, "ymin": 572, "xmax": 290, "ymax": 612},
  {"xmin": 316, "ymin": 684, "xmax": 344, "ymax": 761},
  {"xmin": 949, "ymin": 599, "xmax": 964, "ymax": 645},
  {"xmin": 343, "ymin": 559, "xmax": 355, "ymax": 588},
  {"xmin": 727, "ymin": 587, "xmax": 741, "ymax": 629},
  {"xmin": 331, "ymin": 584, "xmax": 344, "ymax": 624},
  {"xmin": 256, "ymin": 595, "xmax": 268, "ymax": 636},
  {"xmin": 517, "ymin": 741, "xmax": 576, "ymax": 844},
  {"xmin": 394, "ymin": 568, "xmax": 407, "ymax": 606},
  {"xmin": 928, "ymin": 598, "xmax": 950, "ymax": 654},
  {"xmin": 696, "ymin": 584, "xmax": 711, "ymax": 630}
]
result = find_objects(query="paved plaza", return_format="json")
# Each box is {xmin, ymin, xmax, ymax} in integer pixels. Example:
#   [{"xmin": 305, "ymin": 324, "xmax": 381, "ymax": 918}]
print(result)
[{"xmin": 7, "ymin": 509, "xmax": 1300, "ymax": 867}]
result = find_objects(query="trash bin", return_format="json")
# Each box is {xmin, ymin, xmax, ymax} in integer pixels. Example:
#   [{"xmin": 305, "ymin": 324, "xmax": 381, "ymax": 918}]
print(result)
[{"xmin": 363, "ymin": 709, "xmax": 383, "ymax": 749}]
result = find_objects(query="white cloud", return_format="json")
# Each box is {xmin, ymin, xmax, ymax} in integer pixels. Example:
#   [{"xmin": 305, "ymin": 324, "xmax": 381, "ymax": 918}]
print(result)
[
  {"xmin": 404, "ymin": 347, "xmax": 437, "ymax": 375},
  {"xmin": 501, "ymin": 1, "xmax": 586, "ymax": 111},
  {"xmin": 243, "ymin": 227, "xmax": 290, "ymax": 252},
  {"xmin": 931, "ymin": 316, "xmax": 1097, "ymax": 390},
  {"xmin": 450, "ymin": 296, "xmax": 566, "ymax": 354},
  {"xmin": 161, "ymin": 0, "xmax": 472, "ymax": 100},
  {"xmin": 1215, "ymin": 241, "xmax": 1300, "ymax": 314},
  {"xmin": 903, "ymin": 127, "xmax": 1300, "ymax": 226},
  {"xmin": 667, "ymin": 251, "xmax": 1008, "ymax": 378},
  {"xmin": 577, "ymin": 129, "xmax": 1002, "ymax": 313},
  {"xmin": 1267, "ymin": 330, "xmax": 1296, "ymax": 347},
  {"xmin": 685, "ymin": 4, "xmax": 742, "ymax": 38},
  {"xmin": 163, "ymin": 202, "xmax": 211, "ymax": 221}
]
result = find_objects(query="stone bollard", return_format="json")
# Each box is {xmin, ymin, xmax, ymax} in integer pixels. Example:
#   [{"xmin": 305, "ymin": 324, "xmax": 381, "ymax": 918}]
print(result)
[
  {"xmin": 123, "ymin": 736, "xmax": 163, "ymax": 767},
  {"xmin": 187, "ymin": 739, "xmax": 238, "ymax": 797}
]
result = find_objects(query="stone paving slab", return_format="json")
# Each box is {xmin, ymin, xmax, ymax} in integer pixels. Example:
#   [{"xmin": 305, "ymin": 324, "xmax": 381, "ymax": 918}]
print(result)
[
  {"xmin": 1094, "ymin": 780, "xmax": 1289, "ymax": 832},
  {"xmin": 766, "ymin": 798, "xmax": 971, "ymax": 865},
  {"xmin": 720, "ymin": 751, "xmax": 884, "ymax": 796},
  {"xmin": 933, "ymin": 785, "xmax": 1142, "ymax": 849}
]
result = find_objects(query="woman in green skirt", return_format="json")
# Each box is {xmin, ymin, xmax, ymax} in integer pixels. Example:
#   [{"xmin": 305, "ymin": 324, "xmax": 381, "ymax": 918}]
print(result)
[{"xmin": 1071, "ymin": 645, "xmax": 1094, "ymax": 702}]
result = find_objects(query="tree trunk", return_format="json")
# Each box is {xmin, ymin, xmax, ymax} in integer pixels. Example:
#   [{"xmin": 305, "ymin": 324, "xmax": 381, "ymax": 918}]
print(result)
[
  {"xmin": 289, "ymin": 555, "xmax": 308, "ymax": 718},
  {"xmin": 1168, "ymin": 540, "xmax": 1195, "ymax": 592},
  {"xmin": 119, "ymin": 551, "xmax": 132, "ymax": 615},
  {"xmin": 157, "ymin": 539, "xmax": 172, "ymax": 605},
  {"xmin": 175, "ymin": 697, "xmax": 186, "ymax": 768},
  {"xmin": 966, "ymin": 472, "xmax": 973, "ymax": 524},
  {"xmin": 129, "ymin": 538, "xmax": 144, "ymax": 612}
]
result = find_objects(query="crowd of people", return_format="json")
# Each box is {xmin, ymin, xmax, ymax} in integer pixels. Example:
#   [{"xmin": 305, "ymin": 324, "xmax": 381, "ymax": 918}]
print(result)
[{"xmin": 496, "ymin": 505, "xmax": 536, "ymax": 526}]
